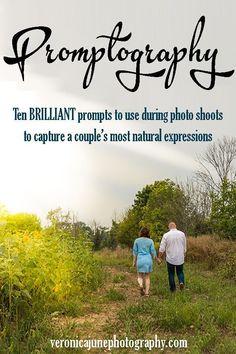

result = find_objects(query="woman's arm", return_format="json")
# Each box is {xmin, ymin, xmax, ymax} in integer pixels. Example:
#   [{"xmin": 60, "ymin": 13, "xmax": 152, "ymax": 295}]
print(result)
[
  {"xmin": 150, "ymin": 240, "xmax": 157, "ymax": 260},
  {"xmin": 133, "ymin": 239, "xmax": 138, "ymax": 267}
]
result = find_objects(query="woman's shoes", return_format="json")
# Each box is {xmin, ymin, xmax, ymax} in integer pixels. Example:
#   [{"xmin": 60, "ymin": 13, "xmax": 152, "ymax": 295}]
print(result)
[{"xmin": 140, "ymin": 287, "xmax": 145, "ymax": 296}]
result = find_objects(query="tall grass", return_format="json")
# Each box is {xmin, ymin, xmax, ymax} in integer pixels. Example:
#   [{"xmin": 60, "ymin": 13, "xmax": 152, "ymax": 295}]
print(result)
[
  {"xmin": 95, "ymin": 247, "xmax": 132, "ymax": 268},
  {"xmin": 186, "ymin": 235, "xmax": 236, "ymax": 280},
  {"xmin": 0, "ymin": 224, "xmax": 102, "ymax": 352}
]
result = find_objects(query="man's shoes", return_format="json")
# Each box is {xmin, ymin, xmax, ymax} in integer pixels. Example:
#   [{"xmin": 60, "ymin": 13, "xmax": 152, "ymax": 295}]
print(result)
[{"xmin": 179, "ymin": 283, "xmax": 184, "ymax": 291}]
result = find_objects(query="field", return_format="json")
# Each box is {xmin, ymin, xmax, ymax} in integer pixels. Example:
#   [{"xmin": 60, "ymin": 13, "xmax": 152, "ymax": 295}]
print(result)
[
  {"xmin": 46, "ymin": 239, "xmax": 235, "ymax": 353},
  {"xmin": 0, "ymin": 234, "xmax": 236, "ymax": 353}
]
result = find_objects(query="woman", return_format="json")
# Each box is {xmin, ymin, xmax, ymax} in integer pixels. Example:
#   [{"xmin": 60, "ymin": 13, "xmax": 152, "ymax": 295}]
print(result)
[{"xmin": 133, "ymin": 227, "xmax": 157, "ymax": 297}]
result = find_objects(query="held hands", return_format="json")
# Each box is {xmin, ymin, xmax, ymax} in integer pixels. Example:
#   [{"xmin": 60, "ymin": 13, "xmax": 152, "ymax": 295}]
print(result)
[{"xmin": 156, "ymin": 257, "xmax": 162, "ymax": 265}]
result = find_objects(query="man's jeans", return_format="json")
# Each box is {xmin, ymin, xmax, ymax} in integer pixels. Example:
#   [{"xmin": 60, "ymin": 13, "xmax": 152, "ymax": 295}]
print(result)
[{"xmin": 167, "ymin": 262, "xmax": 185, "ymax": 292}]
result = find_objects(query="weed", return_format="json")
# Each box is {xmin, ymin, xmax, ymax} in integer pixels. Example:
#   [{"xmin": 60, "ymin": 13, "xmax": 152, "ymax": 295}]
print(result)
[{"xmin": 106, "ymin": 288, "xmax": 127, "ymax": 302}]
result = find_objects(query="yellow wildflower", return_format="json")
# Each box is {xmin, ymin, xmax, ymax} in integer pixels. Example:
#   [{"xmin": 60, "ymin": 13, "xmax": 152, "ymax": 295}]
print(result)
[
  {"xmin": 52, "ymin": 284, "xmax": 61, "ymax": 293},
  {"xmin": 23, "ymin": 234, "xmax": 29, "ymax": 242}
]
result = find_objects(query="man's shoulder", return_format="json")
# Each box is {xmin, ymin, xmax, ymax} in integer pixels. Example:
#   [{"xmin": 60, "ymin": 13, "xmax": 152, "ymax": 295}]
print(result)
[
  {"xmin": 176, "ymin": 229, "xmax": 186, "ymax": 238},
  {"xmin": 177, "ymin": 229, "xmax": 185, "ymax": 234},
  {"xmin": 164, "ymin": 229, "xmax": 185, "ymax": 237},
  {"xmin": 163, "ymin": 231, "xmax": 171, "ymax": 238}
]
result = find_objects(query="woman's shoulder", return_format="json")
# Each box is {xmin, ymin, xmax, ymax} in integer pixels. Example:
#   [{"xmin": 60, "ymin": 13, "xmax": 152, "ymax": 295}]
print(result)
[
  {"xmin": 134, "ymin": 237, "xmax": 142, "ymax": 242},
  {"xmin": 135, "ymin": 237, "xmax": 153, "ymax": 243}
]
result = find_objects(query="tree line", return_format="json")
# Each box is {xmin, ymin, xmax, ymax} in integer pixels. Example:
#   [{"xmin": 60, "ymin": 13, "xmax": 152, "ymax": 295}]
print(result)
[
  {"xmin": 1, "ymin": 136, "xmax": 235, "ymax": 249},
  {"xmin": 108, "ymin": 136, "xmax": 236, "ymax": 247},
  {"xmin": 45, "ymin": 136, "xmax": 236, "ymax": 248}
]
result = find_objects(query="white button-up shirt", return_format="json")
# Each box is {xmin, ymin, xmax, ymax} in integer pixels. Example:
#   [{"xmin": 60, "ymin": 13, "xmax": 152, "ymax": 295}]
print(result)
[{"xmin": 159, "ymin": 228, "xmax": 187, "ymax": 265}]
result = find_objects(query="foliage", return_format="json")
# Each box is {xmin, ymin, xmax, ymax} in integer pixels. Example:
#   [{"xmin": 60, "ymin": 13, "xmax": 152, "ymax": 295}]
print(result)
[
  {"xmin": 0, "ymin": 210, "xmax": 103, "ymax": 353},
  {"xmin": 0, "ymin": 213, "xmax": 41, "ymax": 233},
  {"xmin": 113, "ymin": 273, "xmax": 127, "ymax": 283},
  {"xmin": 105, "ymin": 288, "xmax": 126, "ymax": 301},
  {"xmin": 113, "ymin": 179, "xmax": 188, "ymax": 247},
  {"xmin": 186, "ymin": 235, "xmax": 236, "ymax": 279},
  {"xmin": 196, "ymin": 136, "xmax": 236, "ymax": 193},
  {"xmin": 180, "ymin": 179, "xmax": 212, "ymax": 235},
  {"xmin": 46, "ymin": 208, "xmax": 110, "ymax": 250},
  {"xmin": 105, "ymin": 220, "xmax": 118, "ymax": 250},
  {"xmin": 90, "ymin": 223, "xmax": 108, "ymax": 251},
  {"xmin": 211, "ymin": 180, "xmax": 236, "ymax": 239},
  {"xmin": 111, "ymin": 175, "xmax": 236, "ymax": 247},
  {"xmin": 141, "ymin": 179, "xmax": 186, "ymax": 236},
  {"xmin": 115, "ymin": 208, "xmax": 141, "ymax": 247}
]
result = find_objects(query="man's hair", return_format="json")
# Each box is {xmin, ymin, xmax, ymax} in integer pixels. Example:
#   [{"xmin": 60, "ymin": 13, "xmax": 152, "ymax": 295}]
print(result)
[{"xmin": 140, "ymin": 227, "xmax": 150, "ymax": 238}]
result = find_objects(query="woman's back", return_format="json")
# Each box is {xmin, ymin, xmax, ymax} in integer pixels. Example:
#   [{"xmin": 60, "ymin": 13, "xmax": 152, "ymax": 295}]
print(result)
[
  {"xmin": 132, "ymin": 228, "xmax": 157, "ymax": 297},
  {"xmin": 133, "ymin": 237, "xmax": 156, "ymax": 257}
]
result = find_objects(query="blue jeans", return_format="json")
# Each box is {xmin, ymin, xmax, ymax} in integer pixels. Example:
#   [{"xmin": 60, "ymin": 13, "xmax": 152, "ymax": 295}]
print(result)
[{"xmin": 167, "ymin": 262, "xmax": 185, "ymax": 292}]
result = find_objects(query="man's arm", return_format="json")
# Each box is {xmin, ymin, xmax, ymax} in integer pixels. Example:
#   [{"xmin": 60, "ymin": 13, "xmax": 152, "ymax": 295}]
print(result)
[
  {"xmin": 184, "ymin": 233, "xmax": 187, "ymax": 254},
  {"xmin": 157, "ymin": 252, "xmax": 163, "ymax": 264}
]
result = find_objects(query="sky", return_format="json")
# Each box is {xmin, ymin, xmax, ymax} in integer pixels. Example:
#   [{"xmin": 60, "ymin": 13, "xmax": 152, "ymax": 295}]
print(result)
[{"xmin": 0, "ymin": 0, "xmax": 235, "ymax": 226}]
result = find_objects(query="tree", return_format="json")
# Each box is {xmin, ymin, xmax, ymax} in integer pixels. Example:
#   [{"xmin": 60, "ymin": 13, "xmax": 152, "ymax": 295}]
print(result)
[
  {"xmin": 116, "ymin": 208, "xmax": 141, "ymax": 247},
  {"xmin": 46, "ymin": 208, "xmax": 94, "ymax": 240},
  {"xmin": 196, "ymin": 136, "xmax": 236, "ymax": 193},
  {"xmin": 180, "ymin": 179, "xmax": 212, "ymax": 235},
  {"xmin": 90, "ymin": 221, "xmax": 108, "ymax": 250},
  {"xmin": 211, "ymin": 180, "xmax": 236, "ymax": 239},
  {"xmin": 115, "ymin": 179, "xmax": 188, "ymax": 247},
  {"xmin": 105, "ymin": 220, "xmax": 118, "ymax": 249},
  {"xmin": 194, "ymin": 136, "xmax": 236, "ymax": 238},
  {"xmin": 47, "ymin": 208, "xmax": 72, "ymax": 230},
  {"xmin": 141, "ymin": 179, "xmax": 186, "ymax": 237}
]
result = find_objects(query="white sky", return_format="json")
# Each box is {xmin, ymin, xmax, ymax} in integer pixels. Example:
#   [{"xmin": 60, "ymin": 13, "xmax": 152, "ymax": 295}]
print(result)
[{"xmin": 0, "ymin": 0, "xmax": 235, "ymax": 226}]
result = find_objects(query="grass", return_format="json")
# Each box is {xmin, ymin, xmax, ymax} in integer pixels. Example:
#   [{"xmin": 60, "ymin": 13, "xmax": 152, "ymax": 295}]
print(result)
[
  {"xmin": 186, "ymin": 235, "xmax": 236, "ymax": 277},
  {"xmin": 92, "ymin": 239, "xmax": 236, "ymax": 353},
  {"xmin": 105, "ymin": 288, "xmax": 127, "ymax": 301},
  {"xmin": 101, "ymin": 254, "xmax": 236, "ymax": 353},
  {"xmin": 2, "ymin": 236, "xmax": 235, "ymax": 353},
  {"xmin": 94, "ymin": 247, "xmax": 133, "ymax": 268},
  {"xmin": 113, "ymin": 273, "xmax": 127, "ymax": 283}
]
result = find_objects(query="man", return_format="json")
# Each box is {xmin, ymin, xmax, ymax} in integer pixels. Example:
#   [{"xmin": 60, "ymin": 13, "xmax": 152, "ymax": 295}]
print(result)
[{"xmin": 157, "ymin": 222, "xmax": 187, "ymax": 292}]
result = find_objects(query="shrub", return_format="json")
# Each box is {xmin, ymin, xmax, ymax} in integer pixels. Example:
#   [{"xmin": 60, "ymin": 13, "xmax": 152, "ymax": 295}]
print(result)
[
  {"xmin": 186, "ymin": 235, "xmax": 236, "ymax": 279},
  {"xmin": 0, "ymin": 216, "xmax": 102, "ymax": 352}
]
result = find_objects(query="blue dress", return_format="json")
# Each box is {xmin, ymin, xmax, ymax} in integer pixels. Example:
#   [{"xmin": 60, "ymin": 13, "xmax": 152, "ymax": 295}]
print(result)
[{"xmin": 133, "ymin": 237, "xmax": 157, "ymax": 273}]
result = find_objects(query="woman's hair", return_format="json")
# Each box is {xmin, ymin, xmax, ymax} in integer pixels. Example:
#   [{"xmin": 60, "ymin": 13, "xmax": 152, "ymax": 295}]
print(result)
[{"xmin": 140, "ymin": 227, "xmax": 150, "ymax": 238}]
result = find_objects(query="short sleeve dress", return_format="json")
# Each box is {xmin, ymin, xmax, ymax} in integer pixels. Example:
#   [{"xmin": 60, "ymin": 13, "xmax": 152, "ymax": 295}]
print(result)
[{"xmin": 133, "ymin": 237, "xmax": 157, "ymax": 273}]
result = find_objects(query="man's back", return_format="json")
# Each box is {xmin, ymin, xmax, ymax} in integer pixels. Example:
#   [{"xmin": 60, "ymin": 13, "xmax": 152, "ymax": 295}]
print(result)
[{"xmin": 159, "ymin": 228, "xmax": 186, "ymax": 265}]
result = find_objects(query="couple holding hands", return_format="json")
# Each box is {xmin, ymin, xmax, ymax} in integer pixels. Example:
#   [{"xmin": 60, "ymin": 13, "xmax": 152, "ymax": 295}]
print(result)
[{"xmin": 132, "ymin": 222, "xmax": 187, "ymax": 297}]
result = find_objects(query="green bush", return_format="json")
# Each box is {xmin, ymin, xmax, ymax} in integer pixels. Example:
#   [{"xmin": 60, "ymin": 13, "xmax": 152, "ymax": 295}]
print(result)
[{"xmin": 0, "ymin": 213, "xmax": 103, "ymax": 352}]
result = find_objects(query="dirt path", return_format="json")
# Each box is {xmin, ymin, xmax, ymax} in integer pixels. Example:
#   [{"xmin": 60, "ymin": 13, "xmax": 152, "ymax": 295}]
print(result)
[{"xmin": 53, "ymin": 265, "xmax": 141, "ymax": 337}]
